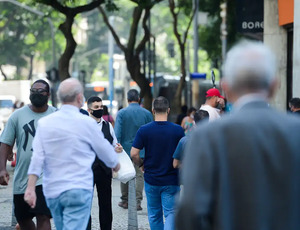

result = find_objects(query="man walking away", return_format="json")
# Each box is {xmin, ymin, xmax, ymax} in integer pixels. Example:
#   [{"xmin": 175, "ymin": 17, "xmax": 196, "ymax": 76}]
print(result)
[
  {"xmin": 131, "ymin": 96, "xmax": 184, "ymax": 230},
  {"xmin": 176, "ymin": 41, "xmax": 300, "ymax": 230},
  {"xmin": 115, "ymin": 89, "xmax": 153, "ymax": 210}
]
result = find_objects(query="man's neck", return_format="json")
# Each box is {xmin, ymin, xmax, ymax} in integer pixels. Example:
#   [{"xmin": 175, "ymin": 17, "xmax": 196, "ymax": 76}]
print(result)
[
  {"xmin": 29, "ymin": 104, "xmax": 49, "ymax": 113},
  {"xmin": 205, "ymin": 100, "xmax": 215, "ymax": 108},
  {"xmin": 155, "ymin": 113, "xmax": 168, "ymax": 121},
  {"xmin": 128, "ymin": 101, "xmax": 139, "ymax": 105}
]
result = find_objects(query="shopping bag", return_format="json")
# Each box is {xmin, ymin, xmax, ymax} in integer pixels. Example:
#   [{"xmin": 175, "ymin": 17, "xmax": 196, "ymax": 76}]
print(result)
[{"xmin": 113, "ymin": 150, "xmax": 136, "ymax": 183}]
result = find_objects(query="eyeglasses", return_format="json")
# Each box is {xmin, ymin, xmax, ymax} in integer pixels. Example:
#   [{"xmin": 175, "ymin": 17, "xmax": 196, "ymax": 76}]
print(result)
[{"xmin": 30, "ymin": 88, "xmax": 48, "ymax": 94}]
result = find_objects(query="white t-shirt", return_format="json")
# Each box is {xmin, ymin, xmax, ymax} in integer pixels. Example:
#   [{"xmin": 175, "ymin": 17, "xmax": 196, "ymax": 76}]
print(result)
[{"xmin": 200, "ymin": 104, "xmax": 221, "ymax": 122}]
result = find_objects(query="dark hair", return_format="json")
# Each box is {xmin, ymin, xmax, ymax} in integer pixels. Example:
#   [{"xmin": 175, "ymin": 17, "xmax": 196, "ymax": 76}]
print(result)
[
  {"xmin": 289, "ymin": 98, "xmax": 300, "ymax": 109},
  {"xmin": 187, "ymin": 107, "xmax": 196, "ymax": 116},
  {"xmin": 103, "ymin": 105, "xmax": 109, "ymax": 115},
  {"xmin": 127, "ymin": 89, "xmax": 139, "ymax": 102},
  {"xmin": 32, "ymin": 79, "xmax": 50, "ymax": 93},
  {"xmin": 194, "ymin": 109, "xmax": 209, "ymax": 123},
  {"xmin": 181, "ymin": 105, "xmax": 188, "ymax": 114},
  {"xmin": 152, "ymin": 96, "xmax": 169, "ymax": 113},
  {"xmin": 87, "ymin": 96, "xmax": 102, "ymax": 108}
]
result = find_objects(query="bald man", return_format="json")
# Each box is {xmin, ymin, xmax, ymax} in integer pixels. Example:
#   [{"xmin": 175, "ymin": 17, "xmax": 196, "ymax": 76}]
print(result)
[{"xmin": 24, "ymin": 78, "xmax": 120, "ymax": 230}]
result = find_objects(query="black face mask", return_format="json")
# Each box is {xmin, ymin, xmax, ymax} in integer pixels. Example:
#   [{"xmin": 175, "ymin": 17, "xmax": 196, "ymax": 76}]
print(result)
[
  {"xmin": 30, "ymin": 93, "xmax": 48, "ymax": 108},
  {"xmin": 92, "ymin": 109, "xmax": 103, "ymax": 119}
]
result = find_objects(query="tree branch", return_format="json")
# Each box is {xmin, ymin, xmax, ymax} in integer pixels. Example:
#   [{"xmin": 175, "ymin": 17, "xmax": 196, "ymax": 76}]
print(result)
[
  {"xmin": 169, "ymin": 0, "xmax": 183, "ymax": 46},
  {"xmin": 37, "ymin": 0, "xmax": 66, "ymax": 15},
  {"xmin": 39, "ymin": 0, "xmax": 104, "ymax": 17},
  {"xmin": 135, "ymin": 7, "xmax": 151, "ymax": 55},
  {"xmin": 127, "ymin": 6, "xmax": 143, "ymax": 52},
  {"xmin": 97, "ymin": 6, "xmax": 126, "ymax": 52},
  {"xmin": 0, "ymin": 65, "xmax": 8, "ymax": 80},
  {"xmin": 72, "ymin": 0, "xmax": 104, "ymax": 15},
  {"xmin": 183, "ymin": 6, "xmax": 196, "ymax": 44}
]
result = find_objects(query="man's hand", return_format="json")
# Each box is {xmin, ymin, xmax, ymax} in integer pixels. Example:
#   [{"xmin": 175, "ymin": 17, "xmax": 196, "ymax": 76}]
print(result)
[
  {"xmin": 0, "ymin": 169, "xmax": 9, "ymax": 185},
  {"xmin": 24, "ymin": 174, "xmax": 38, "ymax": 208},
  {"xmin": 113, "ymin": 163, "xmax": 120, "ymax": 172},
  {"xmin": 114, "ymin": 143, "xmax": 123, "ymax": 153},
  {"xmin": 7, "ymin": 152, "xmax": 14, "ymax": 161},
  {"xmin": 217, "ymin": 98, "xmax": 225, "ymax": 109},
  {"xmin": 24, "ymin": 187, "xmax": 36, "ymax": 208}
]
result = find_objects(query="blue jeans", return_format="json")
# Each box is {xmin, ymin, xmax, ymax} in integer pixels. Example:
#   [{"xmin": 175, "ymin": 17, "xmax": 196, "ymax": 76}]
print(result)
[
  {"xmin": 144, "ymin": 182, "xmax": 180, "ymax": 230},
  {"xmin": 46, "ymin": 189, "xmax": 93, "ymax": 230}
]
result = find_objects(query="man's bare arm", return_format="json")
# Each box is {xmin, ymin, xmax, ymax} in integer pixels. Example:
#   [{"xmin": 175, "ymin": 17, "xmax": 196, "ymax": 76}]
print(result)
[
  {"xmin": 24, "ymin": 175, "xmax": 38, "ymax": 208},
  {"xmin": 0, "ymin": 143, "xmax": 13, "ymax": 185},
  {"xmin": 131, "ymin": 147, "xmax": 142, "ymax": 166}
]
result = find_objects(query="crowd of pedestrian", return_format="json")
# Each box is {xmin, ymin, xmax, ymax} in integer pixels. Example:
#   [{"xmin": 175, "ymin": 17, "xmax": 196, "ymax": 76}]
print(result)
[{"xmin": 1, "ymin": 40, "xmax": 300, "ymax": 230}]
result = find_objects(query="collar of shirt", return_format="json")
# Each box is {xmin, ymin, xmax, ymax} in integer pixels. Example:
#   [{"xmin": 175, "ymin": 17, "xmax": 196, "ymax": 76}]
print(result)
[
  {"xmin": 60, "ymin": 104, "xmax": 80, "ymax": 112},
  {"xmin": 233, "ymin": 93, "xmax": 268, "ymax": 112},
  {"xmin": 97, "ymin": 117, "xmax": 105, "ymax": 124},
  {"xmin": 129, "ymin": 102, "xmax": 139, "ymax": 107}
]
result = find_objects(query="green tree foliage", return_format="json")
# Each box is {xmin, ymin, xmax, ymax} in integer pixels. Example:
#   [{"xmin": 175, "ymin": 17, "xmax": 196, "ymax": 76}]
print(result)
[
  {"xmin": 0, "ymin": 2, "xmax": 51, "ymax": 79},
  {"xmin": 33, "ymin": 0, "xmax": 110, "ymax": 81},
  {"xmin": 198, "ymin": 0, "xmax": 240, "ymax": 68},
  {"xmin": 98, "ymin": 0, "xmax": 164, "ymax": 110}
]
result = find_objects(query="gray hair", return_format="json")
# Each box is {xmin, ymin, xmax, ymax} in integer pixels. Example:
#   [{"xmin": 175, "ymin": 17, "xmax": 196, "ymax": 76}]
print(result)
[
  {"xmin": 223, "ymin": 40, "xmax": 277, "ymax": 93},
  {"xmin": 57, "ymin": 78, "xmax": 83, "ymax": 103}
]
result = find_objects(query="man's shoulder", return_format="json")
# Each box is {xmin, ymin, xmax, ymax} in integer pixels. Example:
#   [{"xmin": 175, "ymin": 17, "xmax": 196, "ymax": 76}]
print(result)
[
  {"xmin": 140, "ymin": 121, "xmax": 154, "ymax": 129},
  {"xmin": 167, "ymin": 121, "xmax": 184, "ymax": 131},
  {"xmin": 48, "ymin": 105, "xmax": 58, "ymax": 112}
]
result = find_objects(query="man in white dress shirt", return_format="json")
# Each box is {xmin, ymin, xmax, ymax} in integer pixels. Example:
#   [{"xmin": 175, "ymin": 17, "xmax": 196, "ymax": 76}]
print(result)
[{"xmin": 24, "ymin": 78, "xmax": 120, "ymax": 230}]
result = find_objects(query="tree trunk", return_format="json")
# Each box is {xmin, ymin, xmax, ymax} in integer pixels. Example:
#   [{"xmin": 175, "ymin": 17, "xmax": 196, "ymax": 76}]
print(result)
[
  {"xmin": 172, "ymin": 44, "xmax": 186, "ymax": 115},
  {"xmin": 0, "ymin": 65, "xmax": 8, "ymax": 80},
  {"xmin": 58, "ymin": 16, "xmax": 77, "ymax": 81},
  {"xmin": 28, "ymin": 54, "xmax": 34, "ymax": 80},
  {"xmin": 125, "ymin": 53, "xmax": 152, "ymax": 111}
]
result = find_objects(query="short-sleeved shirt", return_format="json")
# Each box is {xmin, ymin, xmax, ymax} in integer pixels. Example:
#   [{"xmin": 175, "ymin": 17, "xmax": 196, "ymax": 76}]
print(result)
[
  {"xmin": 173, "ymin": 136, "xmax": 188, "ymax": 161},
  {"xmin": 200, "ymin": 104, "xmax": 221, "ymax": 121},
  {"xmin": 0, "ymin": 105, "xmax": 56, "ymax": 194},
  {"xmin": 132, "ymin": 121, "xmax": 185, "ymax": 186}
]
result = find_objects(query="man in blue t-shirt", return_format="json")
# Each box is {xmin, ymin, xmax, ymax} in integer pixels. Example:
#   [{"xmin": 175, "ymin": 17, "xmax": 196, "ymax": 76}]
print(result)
[
  {"xmin": 131, "ymin": 96, "xmax": 184, "ymax": 230},
  {"xmin": 173, "ymin": 109, "xmax": 209, "ymax": 168}
]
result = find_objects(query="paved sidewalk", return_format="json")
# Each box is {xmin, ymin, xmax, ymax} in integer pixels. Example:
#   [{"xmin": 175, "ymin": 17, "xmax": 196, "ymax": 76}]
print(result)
[{"xmin": 0, "ymin": 163, "xmax": 150, "ymax": 230}]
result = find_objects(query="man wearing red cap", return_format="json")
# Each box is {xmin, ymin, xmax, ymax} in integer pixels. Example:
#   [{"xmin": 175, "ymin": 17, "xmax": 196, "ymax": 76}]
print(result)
[{"xmin": 200, "ymin": 88, "xmax": 225, "ymax": 121}]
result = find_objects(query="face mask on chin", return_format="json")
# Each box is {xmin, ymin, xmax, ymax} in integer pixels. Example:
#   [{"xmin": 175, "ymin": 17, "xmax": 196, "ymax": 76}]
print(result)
[
  {"xmin": 92, "ymin": 109, "xmax": 103, "ymax": 119},
  {"xmin": 30, "ymin": 93, "xmax": 48, "ymax": 108}
]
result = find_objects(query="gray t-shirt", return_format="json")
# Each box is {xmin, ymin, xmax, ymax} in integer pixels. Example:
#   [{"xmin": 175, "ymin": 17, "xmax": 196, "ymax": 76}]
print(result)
[{"xmin": 0, "ymin": 105, "xmax": 56, "ymax": 194}]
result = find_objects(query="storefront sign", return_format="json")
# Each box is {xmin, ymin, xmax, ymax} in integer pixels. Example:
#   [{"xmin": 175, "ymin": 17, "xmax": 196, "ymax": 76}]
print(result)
[{"xmin": 236, "ymin": 0, "xmax": 264, "ymax": 33}]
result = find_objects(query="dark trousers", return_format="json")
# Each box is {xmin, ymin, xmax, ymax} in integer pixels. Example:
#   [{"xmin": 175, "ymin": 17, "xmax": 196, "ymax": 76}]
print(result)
[{"xmin": 87, "ymin": 166, "xmax": 112, "ymax": 230}]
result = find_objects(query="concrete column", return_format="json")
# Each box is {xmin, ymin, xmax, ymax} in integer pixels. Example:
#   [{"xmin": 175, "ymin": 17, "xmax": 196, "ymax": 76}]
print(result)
[
  {"xmin": 264, "ymin": 0, "xmax": 287, "ymax": 110},
  {"xmin": 128, "ymin": 179, "xmax": 138, "ymax": 230},
  {"xmin": 293, "ymin": 0, "xmax": 300, "ymax": 97}
]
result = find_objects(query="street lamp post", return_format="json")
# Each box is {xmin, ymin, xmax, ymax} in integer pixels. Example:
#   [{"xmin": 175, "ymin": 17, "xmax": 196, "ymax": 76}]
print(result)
[{"xmin": 0, "ymin": 0, "xmax": 57, "ymax": 68}]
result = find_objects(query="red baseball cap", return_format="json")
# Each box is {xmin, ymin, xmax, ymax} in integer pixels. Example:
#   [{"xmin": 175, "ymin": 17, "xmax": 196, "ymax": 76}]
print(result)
[{"xmin": 206, "ymin": 88, "xmax": 225, "ymax": 99}]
